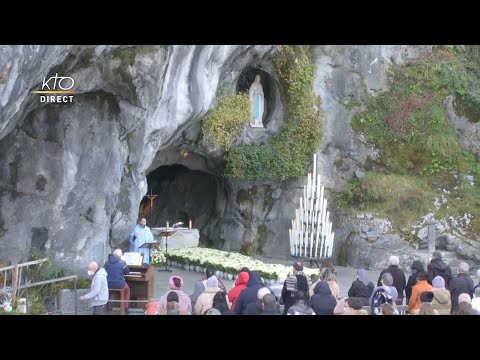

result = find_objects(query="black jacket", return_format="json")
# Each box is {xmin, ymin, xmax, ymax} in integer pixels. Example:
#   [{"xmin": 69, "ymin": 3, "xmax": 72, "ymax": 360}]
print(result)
[
  {"xmin": 348, "ymin": 279, "xmax": 374, "ymax": 306},
  {"xmin": 449, "ymin": 273, "xmax": 474, "ymax": 313},
  {"xmin": 245, "ymin": 300, "xmax": 263, "ymax": 315},
  {"xmin": 281, "ymin": 274, "xmax": 310, "ymax": 314},
  {"xmin": 310, "ymin": 281, "xmax": 337, "ymax": 315},
  {"xmin": 405, "ymin": 260, "xmax": 425, "ymax": 304},
  {"xmin": 427, "ymin": 258, "xmax": 452, "ymax": 289},
  {"xmin": 234, "ymin": 272, "xmax": 264, "ymax": 315},
  {"xmin": 377, "ymin": 265, "xmax": 406, "ymax": 298}
]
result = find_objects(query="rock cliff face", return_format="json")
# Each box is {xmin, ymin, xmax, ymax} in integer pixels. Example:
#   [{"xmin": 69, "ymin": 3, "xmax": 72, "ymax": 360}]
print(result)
[
  {"xmin": 0, "ymin": 45, "xmax": 275, "ymax": 269},
  {"xmin": 313, "ymin": 45, "xmax": 434, "ymax": 189},
  {"xmin": 3, "ymin": 44, "xmax": 460, "ymax": 271}
]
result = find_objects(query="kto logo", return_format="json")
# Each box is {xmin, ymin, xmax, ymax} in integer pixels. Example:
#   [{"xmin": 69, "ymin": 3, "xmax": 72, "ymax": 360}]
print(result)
[{"xmin": 32, "ymin": 73, "xmax": 75, "ymax": 103}]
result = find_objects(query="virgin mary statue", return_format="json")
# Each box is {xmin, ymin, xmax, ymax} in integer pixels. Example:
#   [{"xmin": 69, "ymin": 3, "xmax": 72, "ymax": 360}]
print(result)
[{"xmin": 249, "ymin": 74, "xmax": 265, "ymax": 128}]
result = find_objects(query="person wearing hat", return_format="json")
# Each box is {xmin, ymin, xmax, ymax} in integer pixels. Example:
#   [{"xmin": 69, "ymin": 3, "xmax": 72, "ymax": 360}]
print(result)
[
  {"xmin": 431, "ymin": 275, "xmax": 451, "ymax": 315},
  {"xmin": 157, "ymin": 275, "xmax": 192, "ymax": 314},
  {"xmin": 427, "ymin": 251, "xmax": 452, "ymax": 289}
]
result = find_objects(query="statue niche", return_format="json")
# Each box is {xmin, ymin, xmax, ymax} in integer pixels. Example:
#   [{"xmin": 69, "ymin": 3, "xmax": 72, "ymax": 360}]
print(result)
[{"xmin": 249, "ymin": 74, "xmax": 265, "ymax": 128}]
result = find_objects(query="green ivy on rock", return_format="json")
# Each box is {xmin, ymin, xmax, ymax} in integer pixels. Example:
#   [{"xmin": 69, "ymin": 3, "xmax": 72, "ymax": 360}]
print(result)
[
  {"xmin": 201, "ymin": 93, "xmax": 251, "ymax": 149},
  {"xmin": 224, "ymin": 45, "xmax": 324, "ymax": 180}
]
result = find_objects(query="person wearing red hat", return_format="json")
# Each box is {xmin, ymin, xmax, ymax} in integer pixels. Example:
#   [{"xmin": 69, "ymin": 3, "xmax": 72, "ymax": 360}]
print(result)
[{"xmin": 157, "ymin": 275, "xmax": 192, "ymax": 314}]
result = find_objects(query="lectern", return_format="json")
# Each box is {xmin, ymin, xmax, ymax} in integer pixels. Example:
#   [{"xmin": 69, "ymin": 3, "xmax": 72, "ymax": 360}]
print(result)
[
  {"xmin": 156, "ymin": 229, "xmax": 176, "ymax": 272},
  {"xmin": 139, "ymin": 241, "xmax": 160, "ymax": 265}
]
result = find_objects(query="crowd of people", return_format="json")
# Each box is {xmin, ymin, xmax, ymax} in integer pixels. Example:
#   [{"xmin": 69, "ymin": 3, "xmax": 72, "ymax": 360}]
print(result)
[{"xmin": 79, "ymin": 249, "xmax": 480, "ymax": 315}]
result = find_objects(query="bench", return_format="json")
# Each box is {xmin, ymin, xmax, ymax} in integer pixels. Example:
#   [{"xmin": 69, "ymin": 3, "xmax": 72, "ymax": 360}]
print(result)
[{"xmin": 108, "ymin": 288, "xmax": 125, "ymax": 315}]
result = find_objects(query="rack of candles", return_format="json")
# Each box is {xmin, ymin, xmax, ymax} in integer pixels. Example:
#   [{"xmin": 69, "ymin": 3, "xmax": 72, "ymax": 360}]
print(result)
[{"xmin": 289, "ymin": 154, "xmax": 335, "ymax": 259}]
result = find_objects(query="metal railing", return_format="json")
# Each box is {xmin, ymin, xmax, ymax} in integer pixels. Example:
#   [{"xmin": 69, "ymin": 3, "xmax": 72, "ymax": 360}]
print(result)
[
  {"xmin": 1, "ymin": 280, "xmax": 157, "ymax": 315},
  {"xmin": 0, "ymin": 275, "xmax": 78, "ymax": 315},
  {"xmin": 0, "ymin": 258, "xmax": 49, "ymax": 302}
]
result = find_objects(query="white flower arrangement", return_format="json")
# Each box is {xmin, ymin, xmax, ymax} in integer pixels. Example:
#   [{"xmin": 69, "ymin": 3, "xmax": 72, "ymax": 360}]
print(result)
[
  {"xmin": 1, "ymin": 291, "xmax": 13, "ymax": 313},
  {"xmin": 168, "ymin": 247, "xmax": 320, "ymax": 281},
  {"xmin": 16, "ymin": 298, "xmax": 26, "ymax": 314},
  {"xmin": 151, "ymin": 248, "xmax": 166, "ymax": 266}
]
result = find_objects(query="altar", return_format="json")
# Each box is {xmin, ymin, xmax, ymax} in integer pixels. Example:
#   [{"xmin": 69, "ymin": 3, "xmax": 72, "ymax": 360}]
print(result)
[{"xmin": 150, "ymin": 227, "xmax": 199, "ymax": 250}]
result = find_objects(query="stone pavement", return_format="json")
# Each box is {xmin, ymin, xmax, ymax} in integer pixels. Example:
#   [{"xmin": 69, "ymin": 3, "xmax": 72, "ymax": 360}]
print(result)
[
  {"xmin": 153, "ymin": 267, "xmax": 235, "ymax": 300},
  {"xmin": 113, "ymin": 259, "xmax": 389, "ymax": 314},
  {"xmin": 254, "ymin": 256, "xmax": 382, "ymax": 298},
  {"xmin": 152, "ymin": 257, "xmax": 383, "ymax": 301},
  {"xmin": 117, "ymin": 257, "xmax": 480, "ymax": 314}
]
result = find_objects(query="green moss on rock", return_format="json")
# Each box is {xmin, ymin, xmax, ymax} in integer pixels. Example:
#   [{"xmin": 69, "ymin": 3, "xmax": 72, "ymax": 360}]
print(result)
[
  {"xmin": 202, "ymin": 93, "xmax": 251, "ymax": 149},
  {"xmin": 224, "ymin": 45, "xmax": 324, "ymax": 181},
  {"xmin": 342, "ymin": 46, "xmax": 480, "ymax": 237},
  {"xmin": 111, "ymin": 47, "xmax": 136, "ymax": 66}
]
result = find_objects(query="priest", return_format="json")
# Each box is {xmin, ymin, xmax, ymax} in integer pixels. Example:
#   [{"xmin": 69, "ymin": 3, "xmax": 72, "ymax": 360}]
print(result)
[{"xmin": 129, "ymin": 217, "xmax": 155, "ymax": 264}]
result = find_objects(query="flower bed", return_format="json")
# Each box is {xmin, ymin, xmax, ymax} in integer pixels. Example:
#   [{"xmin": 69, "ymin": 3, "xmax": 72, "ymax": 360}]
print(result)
[
  {"xmin": 151, "ymin": 248, "xmax": 166, "ymax": 267},
  {"xmin": 166, "ymin": 247, "xmax": 320, "ymax": 282}
]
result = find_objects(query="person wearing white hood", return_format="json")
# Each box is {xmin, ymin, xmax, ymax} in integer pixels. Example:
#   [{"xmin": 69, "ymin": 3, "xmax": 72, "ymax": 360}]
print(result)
[
  {"xmin": 194, "ymin": 276, "xmax": 222, "ymax": 315},
  {"xmin": 431, "ymin": 276, "xmax": 451, "ymax": 315},
  {"xmin": 80, "ymin": 261, "xmax": 109, "ymax": 315}
]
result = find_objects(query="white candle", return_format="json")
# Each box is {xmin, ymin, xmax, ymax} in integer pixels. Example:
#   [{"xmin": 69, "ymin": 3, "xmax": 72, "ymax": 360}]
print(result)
[
  {"xmin": 289, "ymin": 228, "xmax": 293, "ymax": 255},
  {"xmin": 288, "ymin": 155, "xmax": 335, "ymax": 260},
  {"xmin": 330, "ymin": 232, "xmax": 335, "ymax": 257},
  {"xmin": 309, "ymin": 184, "xmax": 314, "ymax": 220},
  {"xmin": 310, "ymin": 231, "xmax": 313, "ymax": 257},
  {"xmin": 317, "ymin": 175, "xmax": 321, "ymax": 201},
  {"xmin": 307, "ymin": 173, "xmax": 311, "ymax": 199},
  {"xmin": 314, "ymin": 212, "xmax": 321, "ymax": 258}
]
